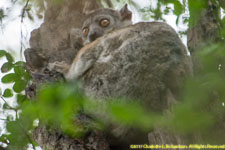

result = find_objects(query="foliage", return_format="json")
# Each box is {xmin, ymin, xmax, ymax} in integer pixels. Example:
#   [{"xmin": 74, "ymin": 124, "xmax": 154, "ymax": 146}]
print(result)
[
  {"xmin": 0, "ymin": 50, "xmax": 31, "ymax": 149},
  {"xmin": 1, "ymin": 0, "xmax": 225, "ymax": 150},
  {"xmin": 0, "ymin": 9, "xmax": 5, "ymax": 23}
]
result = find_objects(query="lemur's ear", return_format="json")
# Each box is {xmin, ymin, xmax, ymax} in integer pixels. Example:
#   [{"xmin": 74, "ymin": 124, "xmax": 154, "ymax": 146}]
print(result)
[{"xmin": 119, "ymin": 4, "xmax": 132, "ymax": 21}]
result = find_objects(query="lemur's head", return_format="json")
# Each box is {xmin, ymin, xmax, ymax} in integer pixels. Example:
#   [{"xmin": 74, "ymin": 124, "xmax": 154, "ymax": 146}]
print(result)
[{"xmin": 81, "ymin": 4, "xmax": 132, "ymax": 44}]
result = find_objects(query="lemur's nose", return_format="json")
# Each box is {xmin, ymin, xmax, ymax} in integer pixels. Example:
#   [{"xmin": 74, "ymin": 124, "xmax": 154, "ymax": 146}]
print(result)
[
  {"xmin": 89, "ymin": 31, "xmax": 99, "ymax": 42},
  {"xmin": 88, "ymin": 27, "xmax": 104, "ymax": 42}
]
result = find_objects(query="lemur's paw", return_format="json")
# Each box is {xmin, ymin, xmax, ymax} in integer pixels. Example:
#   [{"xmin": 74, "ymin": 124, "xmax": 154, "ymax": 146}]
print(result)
[{"xmin": 48, "ymin": 61, "xmax": 70, "ymax": 73}]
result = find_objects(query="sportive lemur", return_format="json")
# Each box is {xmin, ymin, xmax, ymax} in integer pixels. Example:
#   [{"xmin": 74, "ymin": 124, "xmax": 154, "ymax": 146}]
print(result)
[{"xmin": 49, "ymin": 4, "xmax": 132, "ymax": 80}]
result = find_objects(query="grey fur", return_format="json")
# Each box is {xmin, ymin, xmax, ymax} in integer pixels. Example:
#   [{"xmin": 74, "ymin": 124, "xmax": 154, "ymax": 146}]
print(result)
[{"xmin": 82, "ymin": 5, "xmax": 132, "ymax": 44}]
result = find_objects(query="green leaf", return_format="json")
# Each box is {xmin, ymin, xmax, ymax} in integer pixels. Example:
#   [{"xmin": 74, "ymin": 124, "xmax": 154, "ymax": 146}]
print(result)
[
  {"xmin": 14, "ymin": 61, "xmax": 26, "ymax": 66},
  {"xmin": 14, "ymin": 65, "xmax": 24, "ymax": 76},
  {"xmin": 6, "ymin": 120, "xmax": 29, "ymax": 149},
  {"xmin": 17, "ymin": 94, "xmax": 27, "ymax": 105},
  {"xmin": 13, "ymin": 80, "xmax": 26, "ymax": 93},
  {"xmin": 14, "ymin": 61, "xmax": 31, "ymax": 81},
  {"xmin": 0, "ymin": 134, "xmax": 9, "ymax": 144},
  {"xmin": 5, "ymin": 53, "xmax": 14, "ymax": 63},
  {"xmin": 164, "ymin": 6, "xmax": 171, "ymax": 15},
  {"xmin": 0, "ymin": 9, "xmax": 5, "ymax": 22},
  {"xmin": 1, "ymin": 62, "xmax": 13, "ymax": 73},
  {"xmin": 7, "ymin": 115, "xmax": 14, "ymax": 121},
  {"xmin": 0, "ymin": 50, "xmax": 6, "ymax": 58},
  {"xmin": 188, "ymin": 0, "xmax": 208, "ymax": 26},
  {"xmin": 162, "ymin": 0, "xmax": 184, "ymax": 24},
  {"xmin": 3, "ymin": 103, "xmax": 9, "ymax": 109},
  {"xmin": 3, "ymin": 89, "xmax": 13, "ymax": 98},
  {"xmin": 1, "ymin": 73, "xmax": 18, "ymax": 83},
  {"xmin": 24, "ymin": 71, "xmax": 31, "ymax": 81},
  {"xmin": 173, "ymin": 0, "xmax": 183, "ymax": 16}
]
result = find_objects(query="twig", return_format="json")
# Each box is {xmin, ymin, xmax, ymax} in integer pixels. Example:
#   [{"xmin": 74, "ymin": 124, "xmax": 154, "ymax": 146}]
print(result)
[
  {"xmin": 18, "ymin": 122, "xmax": 36, "ymax": 150},
  {"xmin": 1, "ymin": 95, "xmax": 35, "ymax": 149},
  {"xmin": 0, "ymin": 96, "xmax": 15, "ymax": 110},
  {"xmin": 0, "ymin": 118, "xmax": 7, "ymax": 121},
  {"xmin": 20, "ymin": 0, "xmax": 30, "ymax": 59}
]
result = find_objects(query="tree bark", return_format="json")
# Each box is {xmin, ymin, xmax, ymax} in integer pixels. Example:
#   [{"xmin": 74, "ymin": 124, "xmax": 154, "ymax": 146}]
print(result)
[
  {"xmin": 186, "ymin": 0, "xmax": 225, "ymax": 145},
  {"xmin": 187, "ymin": 0, "xmax": 221, "ymax": 72},
  {"xmin": 25, "ymin": 0, "xmax": 111, "ymax": 150}
]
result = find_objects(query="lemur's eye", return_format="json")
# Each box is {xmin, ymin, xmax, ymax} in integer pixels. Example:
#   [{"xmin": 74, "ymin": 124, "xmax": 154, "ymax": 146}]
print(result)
[
  {"xmin": 82, "ymin": 27, "xmax": 89, "ymax": 36},
  {"xmin": 100, "ymin": 19, "xmax": 110, "ymax": 27}
]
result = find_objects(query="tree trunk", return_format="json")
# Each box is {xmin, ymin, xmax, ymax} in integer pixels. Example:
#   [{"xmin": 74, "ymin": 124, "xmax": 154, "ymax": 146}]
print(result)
[
  {"xmin": 186, "ymin": 0, "xmax": 225, "ymax": 144},
  {"xmin": 187, "ymin": 0, "xmax": 221, "ymax": 72},
  {"xmin": 25, "ymin": 0, "xmax": 111, "ymax": 150}
]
